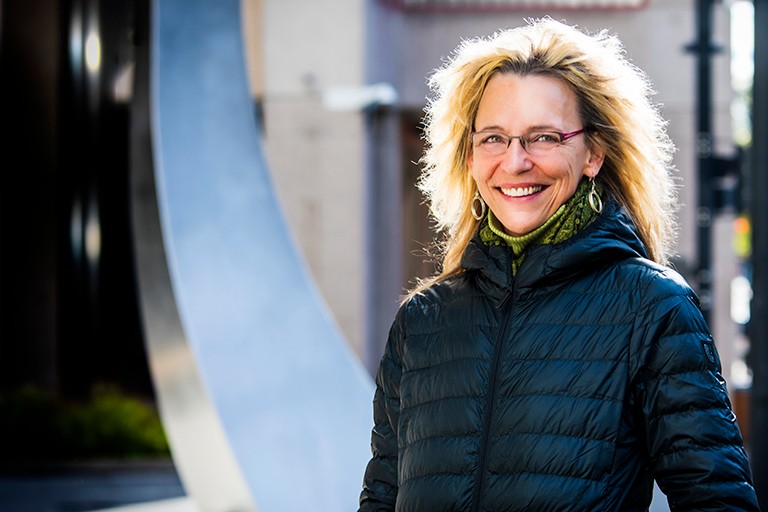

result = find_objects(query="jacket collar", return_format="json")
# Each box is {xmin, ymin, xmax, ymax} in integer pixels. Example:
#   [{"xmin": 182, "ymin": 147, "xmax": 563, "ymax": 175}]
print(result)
[{"xmin": 461, "ymin": 198, "xmax": 648, "ymax": 302}]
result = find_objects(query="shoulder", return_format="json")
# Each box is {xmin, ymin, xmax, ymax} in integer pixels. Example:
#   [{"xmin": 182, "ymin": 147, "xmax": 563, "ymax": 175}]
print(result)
[
  {"xmin": 580, "ymin": 257, "xmax": 706, "ymax": 344},
  {"xmin": 398, "ymin": 272, "xmax": 486, "ymax": 334},
  {"xmin": 617, "ymin": 258, "xmax": 695, "ymax": 296},
  {"xmin": 565, "ymin": 256, "xmax": 698, "ymax": 319},
  {"xmin": 614, "ymin": 257, "xmax": 698, "ymax": 308},
  {"xmin": 403, "ymin": 272, "xmax": 476, "ymax": 308},
  {"xmin": 381, "ymin": 275, "xmax": 476, "ymax": 368},
  {"xmin": 613, "ymin": 258, "xmax": 712, "ymax": 341},
  {"xmin": 619, "ymin": 259, "xmax": 714, "ymax": 375}
]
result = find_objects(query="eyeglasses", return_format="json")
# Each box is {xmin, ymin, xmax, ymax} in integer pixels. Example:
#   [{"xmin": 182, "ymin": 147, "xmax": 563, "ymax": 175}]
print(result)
[{"xmin": 469, "ymin": 128, "xmax": 586, "ymax": 157}]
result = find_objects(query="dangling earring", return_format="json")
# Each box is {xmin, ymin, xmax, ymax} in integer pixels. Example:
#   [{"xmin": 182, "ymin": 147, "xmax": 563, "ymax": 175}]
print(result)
[
  {"xmin": 588, "ymin": 176, "xmax": 603, "ymax": 214},
  {"xmin": 471, "ymin": 190, "xmax": 486, "ymax": 220}
]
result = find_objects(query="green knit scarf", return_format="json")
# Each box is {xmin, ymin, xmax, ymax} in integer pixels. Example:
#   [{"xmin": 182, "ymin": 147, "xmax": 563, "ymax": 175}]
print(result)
[{"xmin": 479, "ymin": 178, "xmax": 600, "ymax": 275}]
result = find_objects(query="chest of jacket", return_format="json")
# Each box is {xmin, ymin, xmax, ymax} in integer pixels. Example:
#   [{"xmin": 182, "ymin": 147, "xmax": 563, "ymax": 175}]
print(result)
[{"xmin": 395, "ymin": 275, "xmax": 639, "ymax": 509}]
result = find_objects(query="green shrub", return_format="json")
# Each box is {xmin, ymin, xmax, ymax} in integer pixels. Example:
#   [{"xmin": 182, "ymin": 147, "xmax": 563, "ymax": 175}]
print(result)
[{"xmin": 0, "ymin": 384, "xmax": 170, "ymax": 463}]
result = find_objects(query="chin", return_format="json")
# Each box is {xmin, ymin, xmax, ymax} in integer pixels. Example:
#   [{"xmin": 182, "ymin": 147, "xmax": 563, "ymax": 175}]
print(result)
[{"xmin": 498, "ymin": 216, "xmax": 542, "ymax": 237}]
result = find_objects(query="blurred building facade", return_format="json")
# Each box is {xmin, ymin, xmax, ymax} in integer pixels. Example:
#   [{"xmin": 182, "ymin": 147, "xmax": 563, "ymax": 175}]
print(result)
[
  {"xmin": 0, "ymin": 0, "xmax": 746, "ymax": 407},
  {"xmin": 246, "ymin": 0, "xmax": 743, "ymax": 378}
]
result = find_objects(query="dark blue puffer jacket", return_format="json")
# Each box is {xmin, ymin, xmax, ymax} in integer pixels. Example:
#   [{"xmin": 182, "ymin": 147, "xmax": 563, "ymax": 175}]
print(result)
[{"xmin": 359, "ymin": 199, "xmax": 759, "ymax": 511}]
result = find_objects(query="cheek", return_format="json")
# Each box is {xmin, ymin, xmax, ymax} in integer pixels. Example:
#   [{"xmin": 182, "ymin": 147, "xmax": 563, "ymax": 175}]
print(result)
[
  {"xmin": 468, "ymin": 154, "xmax": 491, "ymax": 182},
  {"xmin": 562, "ymin": 155, "xmax": 586, "ymax": 181}
]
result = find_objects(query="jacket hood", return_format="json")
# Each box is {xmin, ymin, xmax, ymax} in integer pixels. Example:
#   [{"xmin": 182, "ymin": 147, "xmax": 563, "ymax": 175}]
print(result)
[{"xmin": 461, "ymin": 198, "xmax": 648, "ymax": 301}]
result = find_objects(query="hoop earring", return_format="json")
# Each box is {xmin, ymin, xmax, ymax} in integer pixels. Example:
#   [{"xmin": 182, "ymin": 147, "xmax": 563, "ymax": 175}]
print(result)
[
  {"xmin": 588, "ymin": 176, "xmax": 603, "ymax": 214},
  {"xmin": 471, "ymin": 190, "xmax": 486, "ymax": 220}
]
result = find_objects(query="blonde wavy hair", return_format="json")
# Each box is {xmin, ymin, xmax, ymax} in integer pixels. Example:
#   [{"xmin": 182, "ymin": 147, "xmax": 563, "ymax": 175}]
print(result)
[{"xmin": 414, "ymin": 18, "xmax": 677, "ymax": 295}]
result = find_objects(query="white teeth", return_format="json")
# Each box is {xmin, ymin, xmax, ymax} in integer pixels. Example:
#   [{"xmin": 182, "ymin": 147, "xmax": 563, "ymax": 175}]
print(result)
[{"xmin": 500, "ymin": 185, "xmax": 543, "ymax": 197}]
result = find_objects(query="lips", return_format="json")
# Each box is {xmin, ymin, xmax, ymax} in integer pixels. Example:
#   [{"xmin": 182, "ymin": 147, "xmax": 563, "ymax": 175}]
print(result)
[{"xmin": 499, "ymin": 185, "xmax": 544, "ymax": 197}]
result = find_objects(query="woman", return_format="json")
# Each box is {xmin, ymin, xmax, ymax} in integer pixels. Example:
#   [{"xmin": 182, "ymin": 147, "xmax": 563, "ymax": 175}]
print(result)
[{"xmin": 358, "ymin": 19, "xmax": 759, "ymax": 512}]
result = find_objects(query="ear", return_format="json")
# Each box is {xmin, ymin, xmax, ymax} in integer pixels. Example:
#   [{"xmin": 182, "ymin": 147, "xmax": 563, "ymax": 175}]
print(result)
[{"xmin": 584, "ymin": 144, "xmax": 605, "ymax": 179}]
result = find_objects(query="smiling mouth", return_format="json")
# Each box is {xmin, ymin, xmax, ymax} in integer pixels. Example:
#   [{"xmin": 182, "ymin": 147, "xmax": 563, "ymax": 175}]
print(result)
[{"xmin": 499, "ymin": 185, "xmax": 543, "ymax": 198}]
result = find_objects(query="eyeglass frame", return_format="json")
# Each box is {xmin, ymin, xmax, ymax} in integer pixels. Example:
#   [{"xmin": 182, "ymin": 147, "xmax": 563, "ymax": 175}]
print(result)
[{"xmin": 468, "ymin": 128, "xmax": 587, "ymax": 156}]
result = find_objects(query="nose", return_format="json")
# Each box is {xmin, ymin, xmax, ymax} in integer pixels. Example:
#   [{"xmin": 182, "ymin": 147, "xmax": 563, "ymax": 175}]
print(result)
[{"xmin": 500, "ymin": 136, "xmax": 533, "ymax": 173}]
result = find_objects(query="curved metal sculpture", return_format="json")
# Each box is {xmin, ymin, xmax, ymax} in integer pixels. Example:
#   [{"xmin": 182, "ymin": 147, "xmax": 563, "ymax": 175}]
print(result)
[{"xmin": 130, "ymin": 1, "xmax": 375, "ymax": 511}]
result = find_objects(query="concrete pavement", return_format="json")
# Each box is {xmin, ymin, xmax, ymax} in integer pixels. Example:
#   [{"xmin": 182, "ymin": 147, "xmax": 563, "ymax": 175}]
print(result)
[
  {"xmin": 0, "ymin": 460, "xmax": 185, "ymax": 512},
  {"xmin": 0, "ymin": 459, "xmax": 672, "ymax": 512}
]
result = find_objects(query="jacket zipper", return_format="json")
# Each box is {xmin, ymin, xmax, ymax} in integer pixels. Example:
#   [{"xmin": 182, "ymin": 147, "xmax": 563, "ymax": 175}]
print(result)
[{"xmin": 471, "ymin": 284, "xmax": 516, "ymax": 512}]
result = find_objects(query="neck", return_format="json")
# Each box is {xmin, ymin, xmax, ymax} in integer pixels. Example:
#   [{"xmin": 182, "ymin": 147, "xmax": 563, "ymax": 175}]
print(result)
[{"xmin": 487, "ymin": 206, "xmax": 566, "ymax": 256}]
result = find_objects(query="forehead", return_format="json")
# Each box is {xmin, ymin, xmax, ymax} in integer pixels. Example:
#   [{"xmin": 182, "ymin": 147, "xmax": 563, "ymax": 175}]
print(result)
[{"xmin": 474, "ymin": 73, "xmax": 580, "ymax": 130}]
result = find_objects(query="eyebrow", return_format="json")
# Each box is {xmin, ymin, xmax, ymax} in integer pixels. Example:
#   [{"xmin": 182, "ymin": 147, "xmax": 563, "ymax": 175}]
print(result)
[{"xmin": 474, "ymin": 124, "xmax": 563, "ymax": 133}]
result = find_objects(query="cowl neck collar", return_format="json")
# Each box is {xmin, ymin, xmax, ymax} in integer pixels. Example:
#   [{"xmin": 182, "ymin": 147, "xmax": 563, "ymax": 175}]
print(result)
[
  {"xmin": 461, "ymin": 197, "xmax": 648, "ymax": 303},
  {"xmin": 479, "ymin": 178, "xmax": 599, "ymax": 276}
]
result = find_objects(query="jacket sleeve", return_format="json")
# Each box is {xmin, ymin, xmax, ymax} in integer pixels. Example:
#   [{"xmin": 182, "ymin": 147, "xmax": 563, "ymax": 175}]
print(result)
[
  {"xmin": 358, "ymin": 314, "xmax": 404, "ymax": 512},
  {"xmin": 633, "ymin": 275, "xmax": 759, "ymax": 511}
]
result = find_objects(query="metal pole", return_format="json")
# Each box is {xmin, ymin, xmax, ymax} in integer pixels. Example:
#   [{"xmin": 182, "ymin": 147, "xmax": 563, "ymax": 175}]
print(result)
[
  {"xmin": 749, "ymin": 0, "xmax": 768, "ymax": 505},
  {"xmin": 690, "ymin": 0, "xmax": 717, "ymax": 326}
]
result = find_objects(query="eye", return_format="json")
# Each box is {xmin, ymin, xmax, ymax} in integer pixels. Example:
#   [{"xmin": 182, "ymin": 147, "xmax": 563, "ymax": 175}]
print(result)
[
  {"xmin": 477, "ymin": 132, "xmax": 507, "ymax": 145},
  {"xmin": 527, "ymin": 131, "xmax": 562, "ymax": 144}
]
